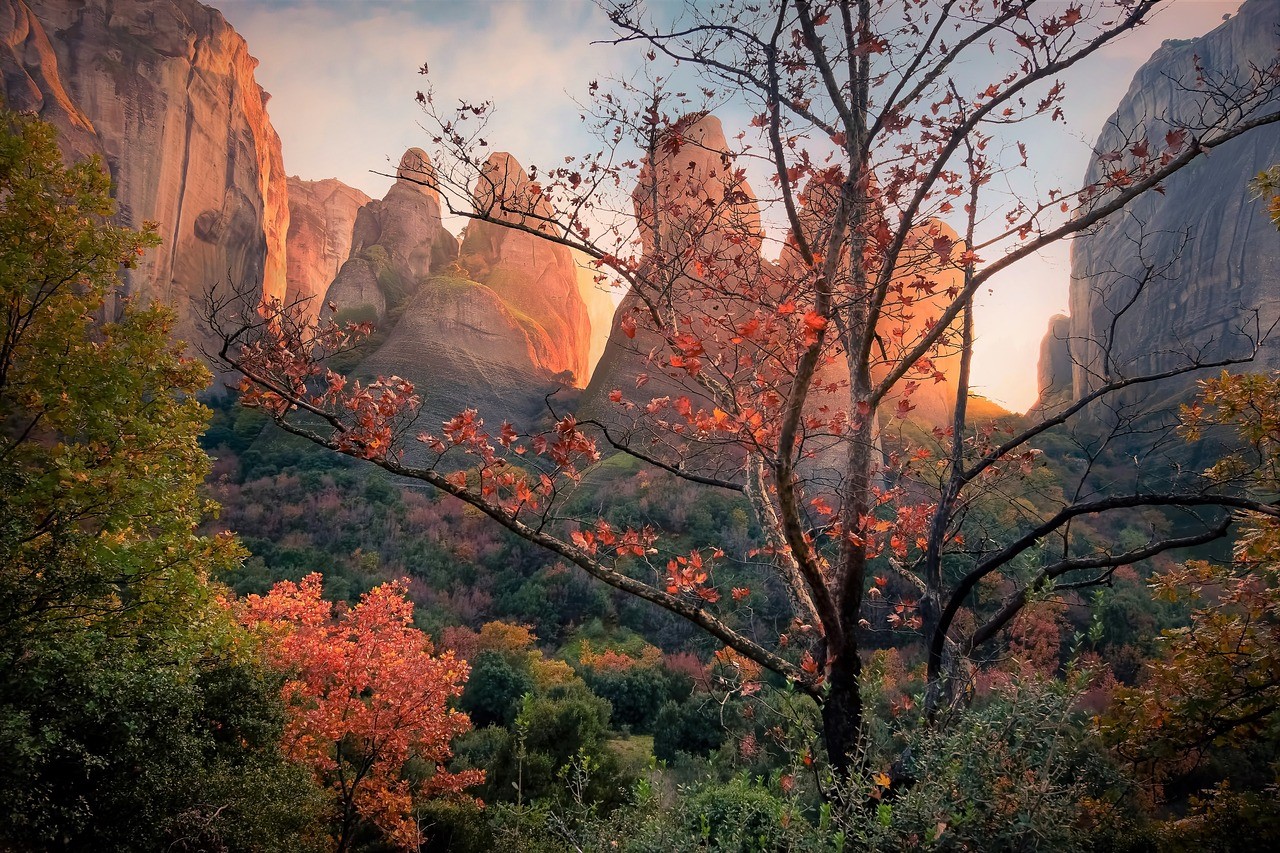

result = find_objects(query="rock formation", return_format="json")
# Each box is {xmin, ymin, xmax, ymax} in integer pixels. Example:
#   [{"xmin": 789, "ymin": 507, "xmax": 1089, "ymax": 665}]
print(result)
[
  {"xmin": 583, "ymin": 113, "xmax": 975, "ymax": 439},
  {"xmin": 1, "ymin": 0, "xmax": 290, "ymax": 345},
  {"xmin": 456, "ymin": 153, "xmax": 592, "ymax": 382},
  {"xmin": 583, "ymin": 113, "xmax": 768, "ymax": 415},
  {"xmin": 285, "ymin": 176, "xmax": 369, "ymax": 325},
  {"xmin": 573, "ymin": 256, "xmax": 618, "ymax": 375},
  {"xmin": 1032, "ymin": 314, "xmax": 1073, "ymax": 415},
  {"xmin": 322, "ymin": 148, "xmax": 598, "ymax": 424},
  {"xmin": 324, "ymin": 148, "xmax": 457, "ymax": 322},
  {"xmin": 1034, "ymin": 0, "xmax": 1280, "ymax": 415},
  {"xmin": 1, "ymin": 0, "xmax": 99, "ymax": 161}
]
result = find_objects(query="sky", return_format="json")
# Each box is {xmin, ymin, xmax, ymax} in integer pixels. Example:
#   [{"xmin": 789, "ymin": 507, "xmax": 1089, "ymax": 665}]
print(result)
[{"xmin": 217, "ymin": 0, "xmax": 1246, "ymax": 412}]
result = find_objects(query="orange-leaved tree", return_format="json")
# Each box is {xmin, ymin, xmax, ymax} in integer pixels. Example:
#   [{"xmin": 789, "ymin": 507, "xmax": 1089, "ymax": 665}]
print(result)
[
  {"xmin": 240, "ymin": 575, "xmax": 482, "ymax": 852},
  {"xmin": 209, "ymin": 0, "xmax": 1280, "ymax": 790}
]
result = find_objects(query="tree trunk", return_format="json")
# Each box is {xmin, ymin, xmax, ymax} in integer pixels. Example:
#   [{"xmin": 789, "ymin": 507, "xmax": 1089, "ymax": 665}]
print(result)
[
  {"xmin": 924, "ymin": 634, "xmax": 968, "ymax": 721},
  {"xmin": 821, "ymin": 639, "xmax": 864, "ymax": 779}
]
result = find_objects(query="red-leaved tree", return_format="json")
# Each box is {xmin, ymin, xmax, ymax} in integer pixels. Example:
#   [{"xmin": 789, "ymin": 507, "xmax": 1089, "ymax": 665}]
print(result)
[
  {"xmin": 209, "ymin": 0, "xmax": 1280, "ymax": 791},
  {"xmin": 240, "ymin": 575, "xmax": 482, "ymax": 852}
]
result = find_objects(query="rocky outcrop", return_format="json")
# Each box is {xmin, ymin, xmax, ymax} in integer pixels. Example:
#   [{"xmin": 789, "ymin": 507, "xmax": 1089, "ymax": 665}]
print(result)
[
  {"xmin": 1, "ymin": 0, "xmax": 290, "ymax": 345},
  {"xmin": 324, "ymin": 148, "xmax": 457, "ymax": 321},
  {"xmin": 583, "ymin": 114, "xmax": 768, "ymax": 414},
  {"xmin": 1032, "ymin": 314, "xmax": 1073, "ymax": 414},
  {"xmin": 285, "ymin": 176, "xmax": 369, "ymax": 325},
  {"xmin": 583, "ymin": 113, "xmax": 974, "ymax": 435},
  {"xmin": 322, "ymin": 149, "xmax": 599, "ymax": 423},
  {"xmin": 358, "ymin": 274, "xmax": 566, "ymax": 426},
  {"xmin": 1035, "ymin": 0, "xmax": 1280, "ymax": 415},
  {"xmin": 867, "ymin": 221, "xmax": 970, "ymax": 426},
  {"xmin": 457, "ymin": 153, "xmax": 592, "ymax": 383},
  {"xmin": 573, "ymin": 256, "xmax": 618, "ymax": 375},
  {"xmin": 1, "ymin": 0, "xmax": 99, "ymax": 161}
]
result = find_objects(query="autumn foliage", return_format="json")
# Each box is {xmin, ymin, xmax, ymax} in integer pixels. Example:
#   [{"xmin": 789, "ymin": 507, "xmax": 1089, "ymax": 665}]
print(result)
[
  {"xmin": 210, "ymin": 0, "xmax": 1280, "ymax": 797},
  {"xmin": 240, "ymin": 575, "xmax": 482, "ymax": 851}
]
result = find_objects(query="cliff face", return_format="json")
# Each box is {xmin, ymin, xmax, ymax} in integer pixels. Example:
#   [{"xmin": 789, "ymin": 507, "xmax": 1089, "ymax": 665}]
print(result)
[
  {"xmin": 324, "ymin": 148, "xmax": 457, "ymax": 322},
  {"xmin": 1, "ymin": 0, "xmax": 99, "ymax": 160},
  {"xmin": 1033, "ymin": 314, "xmax": 1074, "ymax": 414},
  {"xmin": 583, "ymin": 114, "xmax": 768, "ymax": 416},
  {"xmin": 573, "ymin": 256, "xmax": 617, "ymax": 375},
  {"xmin": 285, "ymin": 176, "xmax": 369, "ymax": 325},
  {"xmin": 583, "ymin": 113, "xmax": 974, "ymax": 434},
  {"xmin": 1, "ymin": 0, "xmax": 290, "ymax": 344},
  {"xmin": 1035, "ymin": 0, "xmax": 1280, "ymax": 414}
]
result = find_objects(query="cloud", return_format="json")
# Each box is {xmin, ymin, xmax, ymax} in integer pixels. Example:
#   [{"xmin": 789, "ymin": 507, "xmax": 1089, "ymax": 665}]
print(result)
[{"xmin": 220, "ymin": 0, "xmax": 634, "ymax": 201}]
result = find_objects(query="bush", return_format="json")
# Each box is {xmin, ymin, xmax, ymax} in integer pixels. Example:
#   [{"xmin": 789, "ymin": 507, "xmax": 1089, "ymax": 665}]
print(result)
[
  {"xmin": 462, "ymin": 650, "xmax": 536, "ymax": 727},
  {"xmin": 653, "ymin": 697, "xmax": 729, "ymax": 762},
  {"xmin": 584, "ymin": 666, "xmax": 683, "ymax": 733},
  {"xmin": 846, "ymin": 676, "xmax": 1140, "ymax": 852}
]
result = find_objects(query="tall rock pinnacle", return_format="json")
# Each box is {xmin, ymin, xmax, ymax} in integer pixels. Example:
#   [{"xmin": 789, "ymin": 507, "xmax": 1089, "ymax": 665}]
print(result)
[
  {"xmin": 286, "ymin": 176, "xmax": 371, "ymax": 326},
  {"xmin": 1034, "ymin": 0, "xmax": 1280, "ymax": 416},
  {"xmin": 324, "ymin": 147, "xmax": 458, "ymax": 321},
  {"xmin": 458, "ymin": 152, "xmax": 592, "ymax": 382}
]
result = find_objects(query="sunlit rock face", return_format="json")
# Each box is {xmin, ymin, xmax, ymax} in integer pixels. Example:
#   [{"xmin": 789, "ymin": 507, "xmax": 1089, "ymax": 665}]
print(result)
[
  {"xmin": 583, "ymin": 112, "xmax": 982, "ymax": 451},
  {"xmin": 320, "ymin": 149, "xmax": 600, "ymax": 426},
  {"xmin": 286, "ymin": 176, "xmax": 370, "ymax": 326},
  {"xmin": 0, "ymin": 0, "xmax": 290, "ymax": 345},
  {"xmin": 573, "ymin": 254, "xmax": 618, "ymax": 377},
  {"xmin": 457, "ymin": 152, "xmax": 593, "ymax": 384},
  {"xmin": 1035, "ymin": 0, "xmax": 1280, "ymax": 416},
  {"xmin": 582, "ymin": 113, "xmax": 767, "ymax": 416}
]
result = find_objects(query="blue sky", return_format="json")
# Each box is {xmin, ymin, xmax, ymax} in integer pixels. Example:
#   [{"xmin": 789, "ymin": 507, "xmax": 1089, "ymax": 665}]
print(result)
[{"xmin": 217, "ymin": 0, "xmax": 1246, "ymax": 411}]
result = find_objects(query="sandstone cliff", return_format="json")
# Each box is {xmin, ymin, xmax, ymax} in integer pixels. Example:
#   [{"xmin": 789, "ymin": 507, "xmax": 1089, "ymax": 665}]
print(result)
[
  {"xmin": 458, "ymin": 153, "xmax": 592, "ymax": 383},
  {"xmin": 573, "ymin": 255, "xmax": 618, "ymax": 375},
  {"xmin": 285, "ymin": 176, "xmax": 369, "ymax": 325},
  {"xmin": 324, "ymin": 147, "xmax": 457, "ymax": 321},
  {"xmin": 1032, "ymin": 314, "xmax": 1073, "ymax": 415},
  {"xmin": 582, "ymin": 113, "xmax": 767, "ymax": 417},
  {"xmin": 1034, "ymin": 0, "xmax": 1280, "ymax": 415},
  {"xmin": 1, "ymin": 0, "xmax": 290, "ymax": 345},
  {"xmin": 1, "ymin": 0, "xmax": 98, "ymax": 161}
]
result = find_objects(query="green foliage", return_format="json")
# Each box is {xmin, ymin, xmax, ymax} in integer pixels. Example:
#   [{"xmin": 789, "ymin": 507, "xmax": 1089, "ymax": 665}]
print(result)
[
  {"xmin": 0, "ymin": 106, "xmax": 323, "ymax": 851},
  {"xmin": 681, "ymin": 777, "xmax": 808, "ymax": 851},
  {"xmin": 1153, "ymin": 780, "xmax": 1280, "ymax": 852},
  {"xmin": 0, "ymin": 105, "xmax": 232, "ymax": 638},
  {"xmin": 0, "ymin": 633, "xmax": 325, "ymax": 851},
  {"xmin": 653, "ymin": 697, "xmax": 729, "ymax": 762},
  {"xmin": 462, "ymin": 649, "xmax": 536, "ymax": 727},
  {"xmin": 844, "ymin": 677, "xmax": 1140, "ymax": 852},
  {"xmin": 459, "ymin": 771, "xmax": 838, "ymax": 853},
  {"xmin": 583, "ymin": 666, "xmax": 682, "ymax": 732},
  {"xmin": 454, "ymin": 683, "xmax": 642, "ymax": 810}
]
